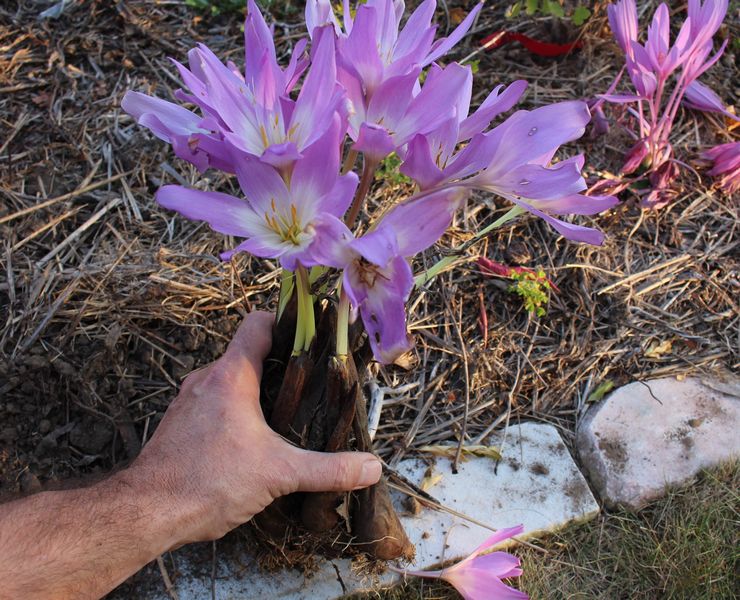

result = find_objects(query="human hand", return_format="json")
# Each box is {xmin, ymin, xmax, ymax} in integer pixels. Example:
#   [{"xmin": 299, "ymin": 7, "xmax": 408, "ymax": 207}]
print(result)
[{"xmin": 130, "ymin": 311, "xmax": 382, "ymax": 544}]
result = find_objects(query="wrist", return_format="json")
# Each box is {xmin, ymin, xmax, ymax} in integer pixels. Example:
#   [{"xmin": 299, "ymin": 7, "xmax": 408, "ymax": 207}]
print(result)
[{"xmin": 112, "ymin": 460, "xmax": 205, "ymax": 555}]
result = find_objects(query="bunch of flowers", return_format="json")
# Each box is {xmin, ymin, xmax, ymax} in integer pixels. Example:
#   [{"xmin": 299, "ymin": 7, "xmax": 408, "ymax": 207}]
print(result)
[
  {"xmin": 124, "ymin": 0, "xmax": 616, "ymax": 366},
  {"xmin": 602, "ymin": 0, "xmax": 736, "ymax": 206},
  {"xmin": 122, "ymin": 0, "xmax": 614, "ymax": 576}
]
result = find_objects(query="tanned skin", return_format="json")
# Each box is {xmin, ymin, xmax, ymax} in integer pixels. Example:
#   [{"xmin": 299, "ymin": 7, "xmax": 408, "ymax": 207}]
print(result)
[{"xmin": 0, "ymin": 311, "xmax": 382, "ymax": 599}]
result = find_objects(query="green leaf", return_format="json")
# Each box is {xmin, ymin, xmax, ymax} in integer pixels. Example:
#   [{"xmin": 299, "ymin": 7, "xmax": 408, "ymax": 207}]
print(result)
[
  {"xmin": 525, "ymin": 0, "xmax": 539, "ymax": 15},
  {"xmin": 588, "ymin": 380, "xmax": 615, "ymax": 403},
  {"xmin": 547, "ymin": 0, "xmax": 565, "ymax": 18},
  {"xmin": 378, "ymin": 152, "xmax": 412, "ymax": 185},
  {"xmin": 505, "ymin": 2, "xmax": 522, "ymax": 18},
  {"xmin": 572, "ymin": 6, "xmax": 591, "ymax": 26},
  {"xmin": 504, "ymin": 2, "xmax": 522, "ymax": 19}
]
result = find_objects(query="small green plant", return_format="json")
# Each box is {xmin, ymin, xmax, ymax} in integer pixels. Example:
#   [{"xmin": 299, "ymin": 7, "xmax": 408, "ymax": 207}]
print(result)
[
  {"xmin": 377, "ymin": 152, "xmax": 412, "ymax": 186},
  {"xmin": 508, "ymin": 268, "xmax": 552, "ymax": 317},
  {"xmin": 506, "ymin": 1, "xmax": 592, "ymax": 26}
]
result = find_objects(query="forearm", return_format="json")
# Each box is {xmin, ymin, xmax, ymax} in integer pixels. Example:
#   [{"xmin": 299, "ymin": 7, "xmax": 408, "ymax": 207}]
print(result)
[{"xmin": 0, "ymin": 465, "xmax": 195, "ymax": 600}]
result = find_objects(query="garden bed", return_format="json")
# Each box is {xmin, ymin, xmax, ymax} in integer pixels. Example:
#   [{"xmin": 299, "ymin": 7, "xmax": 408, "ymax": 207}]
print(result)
[{"xmin": 0, "ymin": 0, "xmax": 737, "ymax": 597}]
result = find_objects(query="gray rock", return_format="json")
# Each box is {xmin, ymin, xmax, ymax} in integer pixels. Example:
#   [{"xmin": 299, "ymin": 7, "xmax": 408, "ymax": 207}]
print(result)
[{"xmin": 577, "ymin": 376, "xmax": 740, "ymax": 510}]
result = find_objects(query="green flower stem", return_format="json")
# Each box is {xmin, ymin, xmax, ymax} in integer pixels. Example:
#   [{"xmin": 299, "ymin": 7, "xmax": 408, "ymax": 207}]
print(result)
[
  {"xmin": 336, "ymin": 286, "xmax": 350, "ymax": 359},
  {"xmin": 277, "ymin": 269, "xmax": 295, "ymax": 322},
  {"xmin": 413, "ymin": 205, "xmax": 525, "ymax": 288},
  {"xmin": 296, "ymin": 265, "xmax": 315, "ymax": 353}
]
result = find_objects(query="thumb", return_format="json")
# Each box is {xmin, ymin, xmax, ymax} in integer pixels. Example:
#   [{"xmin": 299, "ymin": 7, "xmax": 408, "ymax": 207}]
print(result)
[{"xmin": 286, "ymin": 447, "xmax": 382, "ymax": 493}]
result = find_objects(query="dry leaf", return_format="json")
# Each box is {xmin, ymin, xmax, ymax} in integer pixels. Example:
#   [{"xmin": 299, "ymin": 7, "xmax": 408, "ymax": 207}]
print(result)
[
  {"xmin": 645, "ymin": 339, "xmax": 673, "ymax": 358},
  {"xmin": 449, "ymin": 7, "xmax": 466, "ymax": 24},
  {"xmin": 393, "ymin": 351, "xmax": 418, "ymax": 370},
  {"xmin": 335, "ymin": 497, "xmax": 351, "ymax": 532},
  {"xmin": 420, "ymin": 470, "xmax": 443, "ymax": 492}
]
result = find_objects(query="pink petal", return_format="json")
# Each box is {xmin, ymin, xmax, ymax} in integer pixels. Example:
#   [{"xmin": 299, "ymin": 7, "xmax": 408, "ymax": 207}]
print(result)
[
  {"xmin": 444, "ymin": 568, "xmax": 528, "ymax": 600},
  {"xmin": 459, "ymin": 79, "xmax": 528, "ymax": 140},
  {"xmin": 309, "ymin": 214, "xmax": 356, "ymax": 268},
  {"xmin": 345, "ymin": 255, "xmax": 414, "ymax": 364},
  {"xmin": 353, "ymin": 122, "xmax": 396, "ymax": 161},
  {"xmin": 155, "ymin": 185, "xmax": 262, "ymax": 238},
  {"xmin": 470, "ymin": 525, "xmax": 525, "ymax": 556},
  {"xmin": 522, "ymin": 202, "xmax": 606, "ymax": 246},
  {"xmin": 400, "ymin": 134, "xmax": 444, "ymax": 190},
  {"xmin": 234, "ymin": 155, "xmax": 291, "ymax": 216},
  {"xmin": 292, "ymin": 115, "xmax": 345, "ymax": 204},
  {"xmin": 377, "ymin": 187, "xmax": 467, "ymax": 256},
  {"xmin": 465, "ymin": 551, "xmax": 522, "ymax": 579}
]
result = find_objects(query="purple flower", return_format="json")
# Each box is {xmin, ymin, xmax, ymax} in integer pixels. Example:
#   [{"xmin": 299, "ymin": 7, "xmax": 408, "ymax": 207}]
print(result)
[
  {"xmin": 701, "ymin": 141, "xmax": 740, "ymax": 194},
  {"xmin": 607, "ymin": 0, "xmax": 638, "ymax": 56},
  {"xmin": 408, "ymin": 101, "xmax": 618, "ymax": 245},
  {"xmin": 465, "ymin": 104, "xmax": 618, "ymax": 245},
  {"xmin": 351, "ymin": 62, "xmax": 473, "ymax": 162},
  {"xmin": 311, "ymin": 188, "xmax": 467, "ymax": 363},
  {"xmin": 394, "ymin": 525, "xmax": 528, "ymax": 600},
  {"xmin": 121, "ymin": 92, "xmax": 238, "ymax": 173},
  {"xmin": 307, "ymin": 0, "xmax": 482, "ymax": 78},
  {"xmin": 681, "ymin": 1, "xmax": 729, "ymax": 87},
  {"xmin": 155, "ymin": 117, "xmax": 358, "ymax": 271},
  {"xmin": 682, "ymin": 80, "xmax": 739, "ymax": 121},
  {"xmin": 401, "ymin": 72, "xmax": 528, "ymax": 189},
  {"xmin": 123, "ymin": 1, "xmax": 345, "ymax": 171},
  {"xmin": 306, "ymin": 0, "xmax": 483, "ymax": 161},
  {"xmin": 602, "ymin": 0, "xmax": 730, "ymax": 207}
]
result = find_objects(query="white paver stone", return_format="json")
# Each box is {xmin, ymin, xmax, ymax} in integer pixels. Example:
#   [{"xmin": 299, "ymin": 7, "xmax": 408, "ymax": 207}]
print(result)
[
  {"xmin": 577, "ymin": 376, "xmax": 740, "ymax": 510},
  {"xmin": 165, "ymin": 421, "xmax": 598, "ymax": 599}
]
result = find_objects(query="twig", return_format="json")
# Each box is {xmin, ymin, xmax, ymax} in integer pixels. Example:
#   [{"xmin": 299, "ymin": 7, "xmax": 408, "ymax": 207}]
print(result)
[{"xmin": 156, "ymin": 555, "xmax": 179, "ymax": 600}]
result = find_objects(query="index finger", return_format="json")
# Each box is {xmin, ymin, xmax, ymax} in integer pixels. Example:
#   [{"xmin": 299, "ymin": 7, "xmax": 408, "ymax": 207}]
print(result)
[{"xmin": 224, "ymin": 311, "xmax": 274, "ymax": 379}]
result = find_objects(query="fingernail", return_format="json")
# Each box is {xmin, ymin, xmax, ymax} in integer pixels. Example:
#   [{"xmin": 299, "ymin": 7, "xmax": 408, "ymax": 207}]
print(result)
[{"xmin": 355, "ymin": 458, "xmax": 382, "ymax": 489}]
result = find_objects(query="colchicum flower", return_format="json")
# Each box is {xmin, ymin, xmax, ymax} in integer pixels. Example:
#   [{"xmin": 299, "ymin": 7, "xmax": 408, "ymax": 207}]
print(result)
[
  {"xmin": 156, "ymin": 118, "xmax": 357, "ymax": 271},
  {"xmin": 700, "ymin": 141, "xmax": 740, "ymax": 194},
  {"xmin": 311, "ymin": 188, "xmax": 466, "ymax": 362},
  {"xmin": 401, "ymin": 72, "xmax": 528, "ymax": 190},
  {"xmin": 405, "ymin": 100, "xmax": 618, "ymax": 245},
  {"xmin": 602, "ymin": 0, "xmax": 731, "ymax": 207},
  {"xmin": 306, "ymin": 0, "xmax": 483, "ymax": 161},
  {"xmin": 123, "ymin": 0, "xmax": 343, "ymax": 171},
  {"xmin": 393, "ymin": 525, "xmax": 528, "ymax": 599}
]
